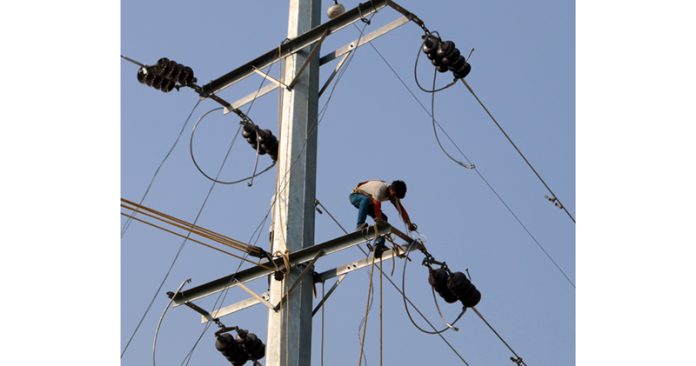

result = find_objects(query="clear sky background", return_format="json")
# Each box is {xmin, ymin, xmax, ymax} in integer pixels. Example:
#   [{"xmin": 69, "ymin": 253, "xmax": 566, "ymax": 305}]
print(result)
[
  {"xmin": 120, "ymin": 1, "xmax": 574, "ymax": 365},
  {"xmin": 3, "ymin": 1, "xmax": 696, "ymax": 366}
]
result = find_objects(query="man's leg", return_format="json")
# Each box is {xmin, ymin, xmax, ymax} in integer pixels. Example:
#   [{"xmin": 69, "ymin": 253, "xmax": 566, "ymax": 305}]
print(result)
[{"xmin": 350, "ymin": 193, "xmax": 371, "ymax": 229}]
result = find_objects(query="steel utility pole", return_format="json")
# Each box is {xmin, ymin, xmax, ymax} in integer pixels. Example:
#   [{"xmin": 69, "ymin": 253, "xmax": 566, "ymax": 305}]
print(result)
[{"xmin": 266, "ymin": 1, "xmax": 320, "ymax": 365}]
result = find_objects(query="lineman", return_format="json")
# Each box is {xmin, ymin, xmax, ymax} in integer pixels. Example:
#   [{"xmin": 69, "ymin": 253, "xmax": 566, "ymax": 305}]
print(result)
[{"xmin": 349, "ymin": 179, "xmax": 417, "ymax": 257}]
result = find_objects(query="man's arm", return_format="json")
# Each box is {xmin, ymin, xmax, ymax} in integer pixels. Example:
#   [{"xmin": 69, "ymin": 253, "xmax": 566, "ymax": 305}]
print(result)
[
  {"xmin": 392, "ymin": 199, "xmax": 416, "ymax": 230},
  {"xmin": 373, "ymin": 198, "xmax": 383, "ymax": 221}
]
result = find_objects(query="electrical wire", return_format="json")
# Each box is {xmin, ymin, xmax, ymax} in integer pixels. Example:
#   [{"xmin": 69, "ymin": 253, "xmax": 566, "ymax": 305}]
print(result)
[
  {"xmin": 122, "ymin": 54, "xmax": 145, "ymax": 68},
  {"xmin": 460, "ymin": 79, "xmax": 575, "ymax": 223},
  {"xmin": 365, "ymin": 39, "xmax": 575, "ymax": 288},
  {"xmin": 429, "ymin": 70, "xmax": 475, "ymax": 169},
  {"xmin": 471, "ymin": 307, "xmax": 528, "ymax": 366},
  {"xmin": 189, "ymin": 107, "xmax": 275, "ymax": 185},
  {"xmin": 152, "ymin": 279, "xmax": 191, "ymax": 366},
  {"xmin": 119, "ymin": 211, "xmax": 270, "ymax": 268},
  {"xmin": 121, "ymin": 198, "xmax": 265, "ymax": 256},
  {"xmin": 358, "ymin": 256, "xmax": 377, "ymax": 366},
  {"xmin": 188, "ymin": 61, "xmax": 278, "ymax": 186},
  {"xmin": 121, "ymin": 99, "xmax": 203, "ymax": 237},
  {"xmin": 430, "ymin": 287, "xmax": 465, "ymax": 331},
  {"xmin": 379, "ymin": 260, "xmax": 383, "ymax": 366},
  {"xmin": 400, "ymin": 241, "xmax": 464, "ymax": 335},
  {"xmin": 321, "ymin": 282, "xmax": 326, "ymax": 366}
]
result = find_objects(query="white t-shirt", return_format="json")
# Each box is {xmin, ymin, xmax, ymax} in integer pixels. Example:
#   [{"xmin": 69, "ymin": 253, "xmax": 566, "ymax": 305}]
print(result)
[{"xmin": 355, "ymin": 180, "xmax": 389, "ymax": 201}]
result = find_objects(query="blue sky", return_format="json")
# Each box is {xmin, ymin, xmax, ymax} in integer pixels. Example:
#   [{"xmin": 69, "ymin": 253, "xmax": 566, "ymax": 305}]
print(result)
[
  {"xmin": 120, "ymin": 1, "xmax": 574, "ymax": 365},
  {"xmin": 6, "ymin": 1, "xmax": 696, "ymax": 366}
]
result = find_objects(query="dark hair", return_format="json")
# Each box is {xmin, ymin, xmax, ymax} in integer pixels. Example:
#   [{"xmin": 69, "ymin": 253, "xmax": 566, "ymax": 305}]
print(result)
[{"xmin": 390, "ymin": 180, "xmax": 407, "ymax": 199}]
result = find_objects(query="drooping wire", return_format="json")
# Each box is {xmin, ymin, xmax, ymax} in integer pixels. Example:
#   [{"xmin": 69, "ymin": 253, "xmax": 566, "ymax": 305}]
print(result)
[
  {"xmin": 366, "ymin": 39, "xmax": 575, "ymax": 288},
  {"xmin": 188, "ymin": 61, "xmax": 278, "ymax": 186},
  {"xmin": 429, "ymin": 70, "xmax": 475, "ymax": 169},
  {"xmin": 379, "ymin": 259, "xmax": 383, "ymax": 366},
  {"xmin": 358, "ymin": 256, "xmax": 377, "ymax": 366},
  {"xmin": 321, "ymin": 282, "xmax": 326, "ymax": 366},
  {"xmin": 189, "ymin": 107, "xmax": 275, "ymax": 185},
  {"xmin": 121, "ymin": 99, "xmax": 203, "ymax": 237},
  {"xmin": 152, "ymin": 279, "xmax": 191, "ymax": 366},
  {"xmin": 400, "ymin": 241, "xmax": 464, "ymax": 335},
  {"xmin": 460, "ymin": 79, "xmax": 576, "ymax": 223},
  {"xmin": 430, "ymin": 285, "xmax": 465, "ymax": 331}
]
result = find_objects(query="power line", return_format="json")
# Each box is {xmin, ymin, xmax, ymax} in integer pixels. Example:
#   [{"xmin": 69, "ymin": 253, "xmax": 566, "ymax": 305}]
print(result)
[
  {"xmin": 121, "ymin": 99, "xmax": 203, "ymax": 237},
  {"xmin": 471, "ymin": 307, "xmax": 528, "ymax": 366},
  {"xmin": 365, "ymin": 39, "xmax": 575, "ymax": 288},
  {"xmin": 152, "ymin": 279, "xmax": 191, "ymax": 366},
  {"xmin": 460, "ymin": 79, "xmax": 575, "ymax": 223}
]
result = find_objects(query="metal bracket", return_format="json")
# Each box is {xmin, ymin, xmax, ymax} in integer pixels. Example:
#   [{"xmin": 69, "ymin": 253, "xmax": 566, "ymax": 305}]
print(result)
[
  {"xmin": 273, "ymin": 251, "xmax": 324, "ymax": 311},
  {"xmin": 315, "ymin": 244, "xmax": 413, "ymax": 283},
  {"xmin": 167, "ymin": 291, "xmax": 224, "ymax": 327}
]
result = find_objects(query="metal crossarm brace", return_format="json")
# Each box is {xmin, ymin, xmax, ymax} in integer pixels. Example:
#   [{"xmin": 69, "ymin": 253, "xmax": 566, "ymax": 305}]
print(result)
[
  {"xmin": 287, "ymin": 29, "xmax": 329, "ymax": 90},
  {"xmin": 200, "ymin": 0, "xmax": 391, "ymax": 97},
  {"xmin": 202, "ymin": 292, "xmax": 271, "ymax": 324},
  {"xmin": 252, "ymin": 66, "xmax": 288, "ymax": 89},
  {"xmin": 235, "ymin": 280, "xmax": 276, "ymax": 310},
  {"xmin": 312, "ymin": 274, "xmax": 346, "ymax": 316},
  {"xmin": 227, "ymin": 83, "xmax": 279, "ymax": 113},
  {"xmin": 319, "ymin": 52, "xmax": 351, "ymax": 97},
  {"xmin": 384, "ymin": 0, "xmax": 429, "ymax": 33},
  {"xmin": 314, "ymin": 243, "xmax": 412, "ymax": 283},
  {"xmin": 171, "ymin": 222, "xmax": 392, "ymax": 305}
]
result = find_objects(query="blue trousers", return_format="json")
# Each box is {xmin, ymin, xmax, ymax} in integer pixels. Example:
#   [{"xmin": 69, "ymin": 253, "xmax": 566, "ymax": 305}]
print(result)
[{"xmin": 349, "ymin": 193, "xmax": 387, "ymax": 245}]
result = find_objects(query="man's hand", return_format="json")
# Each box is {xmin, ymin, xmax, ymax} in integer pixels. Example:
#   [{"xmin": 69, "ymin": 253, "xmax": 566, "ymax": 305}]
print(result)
[{"xmin": 408, "ymin": 223, "xmax": 418, "ymax": 231}]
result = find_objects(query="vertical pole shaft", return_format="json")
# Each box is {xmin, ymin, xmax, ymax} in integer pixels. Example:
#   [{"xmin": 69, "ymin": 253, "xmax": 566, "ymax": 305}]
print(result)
[{"xmin": 266, "ymin": 1, "xmax": 320, "ymax": 366}]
